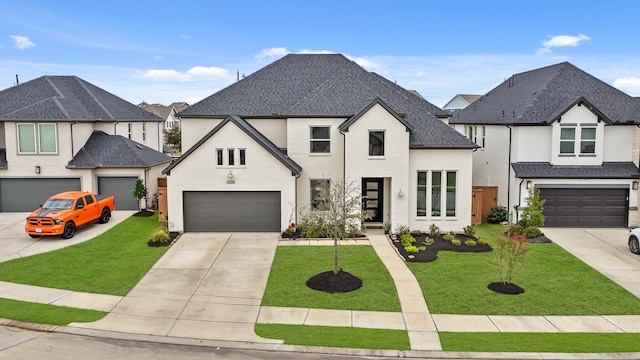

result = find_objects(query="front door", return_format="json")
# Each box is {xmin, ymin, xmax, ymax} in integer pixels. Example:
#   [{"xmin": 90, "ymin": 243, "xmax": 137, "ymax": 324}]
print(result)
[{"xmin": 362, "ymin": 178, "xmax": 383, "ymax": 223}]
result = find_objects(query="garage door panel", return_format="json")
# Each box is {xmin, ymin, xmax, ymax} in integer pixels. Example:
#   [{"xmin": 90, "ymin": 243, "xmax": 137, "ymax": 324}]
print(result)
[
  {"xmin": 539, "ymin": 188, "xmax": 627, "ymax": 228},
  {"xmin": 98, "ymin": 177, "xmax": 139, "ymax": 210},
  {"xmin": 0, "ymin": 178, "xmax": 81, "ymax": 212},
  {"xmin": 184, "ymin": 191, "xmax": 280, "ymax": 232}
]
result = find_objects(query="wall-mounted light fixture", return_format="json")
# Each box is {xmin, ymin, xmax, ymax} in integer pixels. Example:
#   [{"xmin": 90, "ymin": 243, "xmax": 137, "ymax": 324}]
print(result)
[
  {"xmin": 633, "ymin": 181, "xmax": 638, "ymax": 190},
  {"xmin": 398, "ymin": 188, "xmax": 404, "ymax": 197},
  {"xmin": 35, "ymin": 166, "xmax": 41, "ymax": 174},
  {"xmin": 226, "ymin": 170, "xmax": 235, "ymax": 184},
  {"xmin": 526, "ymin": 180, "xmax": 532, "ymax": 190}
]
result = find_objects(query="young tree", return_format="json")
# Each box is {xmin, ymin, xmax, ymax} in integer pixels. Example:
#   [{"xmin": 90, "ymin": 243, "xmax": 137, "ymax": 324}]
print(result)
[
  {"xmin": 308, "ymin": 178, "xmax": 369, "ymax": 275},
  {"xmin": 163, "ymin": 126, "xmax": 181, "ymax": 152},
  {"xmin": 520, "ymin": 187, "xmax": 545, "ymax": 227},
  {"xmin": 132, "ymin": 179, "xmax": 148, "ymax": 212}
]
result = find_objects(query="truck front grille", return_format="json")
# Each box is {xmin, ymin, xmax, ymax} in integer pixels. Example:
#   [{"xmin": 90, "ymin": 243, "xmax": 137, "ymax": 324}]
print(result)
[{"xmin": 27, "ymin": 218, "xmax": 54, "ymax": 227}]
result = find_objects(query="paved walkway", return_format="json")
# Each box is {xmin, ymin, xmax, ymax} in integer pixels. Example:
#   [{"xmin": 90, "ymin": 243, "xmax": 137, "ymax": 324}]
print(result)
[{"xmin": 3, "ymin": 229, "xmax": 640, "ymax": 356}]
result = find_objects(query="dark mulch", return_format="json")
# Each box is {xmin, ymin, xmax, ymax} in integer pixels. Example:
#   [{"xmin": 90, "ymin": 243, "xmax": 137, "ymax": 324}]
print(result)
[
  {"xmin": 133, "ymin": 209, "xmax": 155, "ymax": 217},
  {"xmin": 488, "ymin": 282, "xmax": 525, "ymax": 295},
  {"xmin": 527, "ymin": 234, "xmax": 553, "ymax": 243},
  {"xmin": 391, "ymin": 233, "xmax": 493, "ymax": 262},
  {"xmin": 147, "ymin": 231, "xmax": 181, "ymax": 247},
  {"xmin": 306, "ymin": 269, "xmax": 363, "ymax": 293},
  {"xmin": 281, "ymin": 229, "xmax": 367, "ymax": 240}
]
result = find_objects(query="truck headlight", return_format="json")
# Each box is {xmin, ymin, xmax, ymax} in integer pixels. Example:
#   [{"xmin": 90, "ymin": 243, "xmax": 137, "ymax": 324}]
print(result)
[{"xmin": 53, "ymin": 218, "xmax": 64, "ymax": 225}]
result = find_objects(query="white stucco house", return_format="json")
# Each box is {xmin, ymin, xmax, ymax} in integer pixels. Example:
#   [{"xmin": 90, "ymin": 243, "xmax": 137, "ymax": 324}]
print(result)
[
  {"xmin": 162, "ymin": 54, "xmax": 478, "ymax": 233},
  {"xmin": 0, "ymin": 76, "xmax": 172, "ymax": 211},
  {"xmin": 442, "ymin": 94, "xmax": 481, "ymax": 115},
  {"xmin": 449, "ymin": 62, "xmax": 640, "ymax": 228}
]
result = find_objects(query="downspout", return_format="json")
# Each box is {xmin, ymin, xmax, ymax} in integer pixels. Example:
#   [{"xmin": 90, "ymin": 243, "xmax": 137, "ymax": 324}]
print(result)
[
  {"xmin": 294, "ymin": 173, "xmax": 301, "ymax": 225},
  {"xmin": 144, "ymin": 168, "xmax": 150, "ymax": 209},
  {"xmin": 506, "ymin": 124, "xmax": 513, "ymax": 223},
  {"xmin": 515, "ymin": 178, "xmax": 524, "ymax": 224},
  {"xmin": 113, "ymin": 121, "xmax": 119, "ymax": 134}
]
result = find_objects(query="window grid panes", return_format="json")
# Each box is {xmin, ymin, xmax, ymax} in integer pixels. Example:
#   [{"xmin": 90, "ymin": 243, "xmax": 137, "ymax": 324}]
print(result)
[
  {"xmin": 580, "ymin": 127, "xmax": 596, "ymax": 154},
  {"xmin": 310, "ymin": 126, "xmax": 330, "ymax": 153},
  {"xmin": 446, "ymin": 172, "xmax": 456, "ymax": 217},
  {"xmin": 417, "ymin": 171, "xmax": 427, "ymax": 216},
  {"xmin": 369, "ymin": 131, "xmax": 385, "ymax": 156},
  {"xmin": 560, "ymin": 127, "xmax": 575, "ymax": 154},
  {"xmin": 431, "ymin": 172, "xmax": 441, "ymax": 217}
]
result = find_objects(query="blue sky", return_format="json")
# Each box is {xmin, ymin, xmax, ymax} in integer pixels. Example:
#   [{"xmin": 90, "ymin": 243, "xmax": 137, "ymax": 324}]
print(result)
[{"xmin": 1, "ymin": 0, "xmax": 639, "ymax": 107}]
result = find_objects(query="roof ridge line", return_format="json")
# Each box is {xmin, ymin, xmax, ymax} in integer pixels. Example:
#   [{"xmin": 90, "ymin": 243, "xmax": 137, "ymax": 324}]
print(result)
[{"xmin": 74, "ymin": 77, "xmax": 115, "ymax": 119}]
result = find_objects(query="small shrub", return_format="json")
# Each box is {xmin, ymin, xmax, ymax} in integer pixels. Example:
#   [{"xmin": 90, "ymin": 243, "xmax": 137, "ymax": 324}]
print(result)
[
  {"xmin": 465, "ymin": 239, "xmax": 477, "ymax": 247},
  {"xmin": 283, "ymin": 227, "xmax": 295, "ymax": 236},
  {"xmin": 395, "ymin": 224, "xmax": 410, "ymax": 236},
  {"xmin": 507, "ymin": 224, "xmax": 524, "ymax": 235},
  {"xmin": 383, "ymin": 222, "xmax": 391, "ymax": 234},
  {"xmin": 520, "ymin": 187, "xmax": 545, "ymax": 227},
  {"xmin": 478, "ymin": 238, "xmax": 487, "ymax": 245},
  {"xmin": 410, "ymin": 229, "xmax": 422, "ymax": 237},
  {"xmin": 423, "ymin": 237, "xmax": 434, "ymax": 246},
  {"xmin": 487, "ymin": 205, "xmax": 508, "ymax": 224},
  {"xmin": 443, "ymin": 233, "xmax": 456, "ymax": 242},
  {"xmin": 451, "ymin": 239, "xmax": 461, "ymax": 246},
  {"xmin": 405, "ymin": 245, "xmax": 419, "ymax": 253},
  {"xmin": 494, "ymin": 234, "xmax": 529, "ymax": 284},
  {"xmin": 401, "ymin": 234, "xmax": 416, "ymax": 247},
  {"xmin": 148, "ymin": 230, "xmax": 170, "ymax": 246},
  {"xmin": 428, "ymin": 224, "xmax": 441, "ymax": 237},
  {"xmin": 463, "ymin": 225, "xmax": 476, "ymax": 237},
  {"xmin": 418, "ymin": 246, "xmax": 427, "ymax": 251},
  {"xmin": 524, "ymin": 226, "xmax": 542, "ymax": 239}
]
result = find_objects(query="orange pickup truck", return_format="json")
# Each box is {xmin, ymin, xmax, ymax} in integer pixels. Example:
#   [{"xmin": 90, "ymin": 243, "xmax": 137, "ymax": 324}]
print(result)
[{"xmin": 25, "ymin": 191, "xmax": 115, "ymax": 239}]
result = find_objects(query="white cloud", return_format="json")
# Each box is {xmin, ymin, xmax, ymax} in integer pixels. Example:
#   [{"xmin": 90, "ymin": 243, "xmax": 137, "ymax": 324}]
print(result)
[
  {"xmin": 298, "ymin": 49, "xmax": 334, "ymax": 54},
  {"xmin": 154, "ymin": 56, "xmax": 163, "ymax": 60},
  {"xmin": 255, "ymin": 47, "xmax": 288, "ymax": 59},
  {"xmin": 136, "ymin": 66, "xmax": 229, "ymax": 82},
  {"xmin": 537, "ymin": 34, "xmax": 590, "ymax": 55},
  {"xmin": 10, "ymin": 35, "xmax": 36, "ymax": 49},
  {"xmin": 614, "ymin": 77, "xmax": 640, "ymax": 96}
]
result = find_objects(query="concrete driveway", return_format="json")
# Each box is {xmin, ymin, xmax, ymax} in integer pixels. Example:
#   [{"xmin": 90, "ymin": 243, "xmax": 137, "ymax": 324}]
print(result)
[
  {"xmin": 542, "ymin": 228, "xmax": 640, "ymax": 298},
  {"xmin": 0, "ymin": 211, "xmax": 133, "ymax": 263}
]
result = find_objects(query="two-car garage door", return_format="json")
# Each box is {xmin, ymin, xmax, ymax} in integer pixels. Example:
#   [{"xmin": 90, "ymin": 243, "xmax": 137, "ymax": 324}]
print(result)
[
  {"xmin": 183, "ymin": 191, "xmax": 281, "ymax": 232},
  {"xmin": 539, "ymin": 188, "xmax": 628, "ymax": 228}
]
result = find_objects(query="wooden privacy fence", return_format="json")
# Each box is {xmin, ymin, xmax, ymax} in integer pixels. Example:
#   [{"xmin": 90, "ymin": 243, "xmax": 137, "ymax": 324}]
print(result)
[{"xmin": 471, "ymin": 186, "xmax": 498, "ymax": 225}]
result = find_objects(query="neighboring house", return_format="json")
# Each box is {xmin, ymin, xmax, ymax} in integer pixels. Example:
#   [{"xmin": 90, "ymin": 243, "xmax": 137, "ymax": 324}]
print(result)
[
  {"xmin": 138, "ymin": 101, "xmax": 189, "ymax": 131},
  {"xmin": 163, "ymin": 54, "xmax": 477, "ymax": 233},
  {"xmin": 450, "ymin": 62, "xmax": 640, "ymax": 228},
  {"xmin": 0, "ymin": 76, "xmax": 172, "ymax": 211},
  {"xmin": 442, "ymin": 94, "xmax": 481, "ymax": 115}
]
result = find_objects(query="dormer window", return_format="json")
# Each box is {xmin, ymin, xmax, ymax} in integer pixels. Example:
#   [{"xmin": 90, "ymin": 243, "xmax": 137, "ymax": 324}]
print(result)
[
  {"xmin": 580, "ymin": 127, "xmax": 596, "ymax": 154},
  {"xmin": 560, "ymin": 125, "xmax": 596, "ymax": 155},
  {"xmin": 560, "ymin": 128, "xmax": 575, "ymax": 154},
  {"xmin": 369, "ymin": 130, "xmax": 385, "ymax": 156}
]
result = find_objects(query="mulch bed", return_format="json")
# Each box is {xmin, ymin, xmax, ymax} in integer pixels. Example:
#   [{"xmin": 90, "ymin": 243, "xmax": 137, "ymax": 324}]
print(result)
[
  {"xmin": 133, "ymin": 209, "xmax": 155, "ymax": 217},
  {"xmin": 306, "ymin": 270, "xmax": 363, "ymax": 293},
  {"xmin": 391, "ymin": 233, "xmax": 493, "ymax": 262},
  {"xmin": 281, "ymin": 229, "xmax": 367, "ymax": 240}
]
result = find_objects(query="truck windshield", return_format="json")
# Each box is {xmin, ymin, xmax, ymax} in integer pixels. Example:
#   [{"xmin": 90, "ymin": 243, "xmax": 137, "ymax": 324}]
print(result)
[{"xmin": 42, "ymin": 199, "xmax": 74, "ymax": 210}]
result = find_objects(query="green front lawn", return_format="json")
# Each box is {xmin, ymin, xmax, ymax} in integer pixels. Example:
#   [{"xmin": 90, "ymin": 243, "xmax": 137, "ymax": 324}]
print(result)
[
  {"xmin": 0, "ymin": 213, "xmax": 168, "ymax": 296},
  {"xmin": 408, "ymin": 224, "xmax": 640, "ymax": 315},
  {"xmin": 0, "ymin": 298, "xmax": 106, "ymax": 326},
  {"xmin": 262, "ymin": 245, "xmax": 401, "ymax": 312}
]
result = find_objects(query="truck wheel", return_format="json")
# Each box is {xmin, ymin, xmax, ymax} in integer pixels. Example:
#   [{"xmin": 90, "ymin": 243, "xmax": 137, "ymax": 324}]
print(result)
[
  {"xmin": 99, "ymin": 208, "xmax": 111, "ymax": 224},
  {"xmin": 62, "ymin": 222, "xmax": 76, "ymax": 239}
]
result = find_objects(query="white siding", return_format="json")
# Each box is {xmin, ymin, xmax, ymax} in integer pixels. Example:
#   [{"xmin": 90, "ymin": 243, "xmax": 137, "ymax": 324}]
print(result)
[
  {"xmin": 550, "ymin": 105, "xmax": 603, "ymax": 166},
  {"xmin": 514, "ymin": 126, "xmax": 551, "ymax": 162},
  {"xmin": 166, "ymin": 121, "xmax": 296, "ymax": 232},
  {"xmin": 180, "ymin": 118, "xmax": 223, "ymax": 151},
  {"xmin": 247, "ymin": 118, "xmax": 287, "ymax": 149},
  {"xmin": 603, "ymin": 125, "xmax": 634, "ymax": 162},
  {"xmin": 409, "ymin": 149, "xmax": 474, "ymax": 232}
]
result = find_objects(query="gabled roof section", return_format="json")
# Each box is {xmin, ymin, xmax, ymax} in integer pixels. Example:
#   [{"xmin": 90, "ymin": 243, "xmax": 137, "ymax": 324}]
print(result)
[
  {"xmin": 180, "ymin": 54, "xmax": 475, "ymax": 149},
  {"xmin": 162, "ymin": 115, "xmax": 302, "ymax": 175},
  {"xmin": 512, "ymin": 162, "xmax": 640, "ymax": 179},
  {"xmin": 0, "ymin": 76, "xmax": 162, "ymax": 122},
  {"xmin": 451, "ymin": 62, "xmax": 640, "ymax": 125},
  {"xmin": 67, "ymin": 131, "xmax": 172, "ymax": 169},
  {"xmin": 339, "ymin": 98, "xmax": 414, "ymax": 132}
]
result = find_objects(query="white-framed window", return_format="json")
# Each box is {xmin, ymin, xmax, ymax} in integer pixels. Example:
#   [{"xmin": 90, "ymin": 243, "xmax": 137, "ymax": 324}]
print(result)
[
  {"xmin": 310, "ymin": 126, "xmax": 330, "ymax": 153},
  {"xmin": 216, "ymin": 148, "xmax": 223, "ymax": 166},
  {"xmin": 17, "ymin": 123, "xmax": 58, "ymax": 154},
  {"xmin": 466, "ymin": 125, "xmax": 485, "ymax": 147},
  {"xmin": 560, "ymin": 125, "xmax": 596, "ymax": 155},
  {"xmin": 369, "ymin": 130, "xmax": 385, "ymax": 156},
  {"xmin": 310, "ymin": 179, "xmax": 330, "ymax": 210},
  {"xmin": 560, "ymin": 127, "xmax": 576, "ymax": 154},
  {"xmin": 416, "ymin": 170, "xmax": 457, "ymax": 218},
  {"xmin": 580, "ymin": 126, "xmax": 596, "ymax": 154}
]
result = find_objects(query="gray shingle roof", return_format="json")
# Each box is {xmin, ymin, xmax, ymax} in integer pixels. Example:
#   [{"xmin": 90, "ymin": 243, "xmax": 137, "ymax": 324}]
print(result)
[
  {"xmin": 181, "ymin": 54, "xmax": 476, "ymax": 149},
  {"xmin": 163, "ymin": 115, "xmax": 302, "ymax": 176},
  {"xmin": 512, "ymin": 162, "xmax": 640, "ymax": 179},
  {"xmin": 67, "ymin": 131, "xmax": 172, "ymax": 168},
  {"xmin": 450, "ymin": 62, "xmax": 640, "ymax": 125},
  {"xmin": 0, "ymin": 76, "xmax": 162, "ymax": 121}
]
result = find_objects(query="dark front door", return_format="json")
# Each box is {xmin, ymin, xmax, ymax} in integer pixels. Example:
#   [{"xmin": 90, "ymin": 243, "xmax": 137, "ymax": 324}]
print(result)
[{"xmin": 362, "ymin": 178, "xmax": 383, "ymax": 223}]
